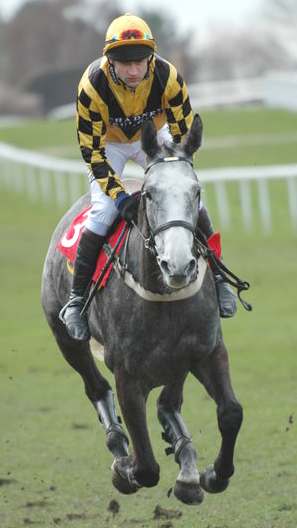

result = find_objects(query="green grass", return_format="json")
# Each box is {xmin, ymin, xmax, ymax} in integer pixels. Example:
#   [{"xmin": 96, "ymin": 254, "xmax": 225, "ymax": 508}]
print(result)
[
  {"xmin": 0, "ymin": 187, "xmax": 297, "ymax": 528},
  {"xmin": 1, "ymin": 108, "xmax": 297, "ymax": 527}
]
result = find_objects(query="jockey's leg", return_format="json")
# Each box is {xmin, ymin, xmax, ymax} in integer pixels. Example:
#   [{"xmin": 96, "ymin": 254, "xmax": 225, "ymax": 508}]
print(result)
[
  {"xmin": 197, "ymin": 206, "xmax": 237, "ymax": 318},
  {"xmin": 60, "ymin": 227, "xmax": 105, "ymax": 341},
  {"xmin": 60, "ymin": 180, "xmax": 120, "ymax": 341}
]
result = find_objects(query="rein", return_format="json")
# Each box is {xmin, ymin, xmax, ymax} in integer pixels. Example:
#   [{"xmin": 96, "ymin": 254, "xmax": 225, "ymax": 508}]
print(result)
[{"xmin": 195, "ymin": 227, "xmax": 252, "ymax": 312}]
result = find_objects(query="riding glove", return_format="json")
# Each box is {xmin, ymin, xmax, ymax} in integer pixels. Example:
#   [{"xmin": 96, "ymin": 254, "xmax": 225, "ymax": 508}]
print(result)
[{"xmin": 115, "ymin": 192, "xmax": 139, "ymax": 223}]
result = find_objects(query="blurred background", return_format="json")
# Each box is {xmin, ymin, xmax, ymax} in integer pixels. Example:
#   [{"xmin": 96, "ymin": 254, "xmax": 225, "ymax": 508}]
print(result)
[
  {"xmin": 1, "ymin": 1, "xmax": 297, "ymax": 527},
  {"xmin": 0, "ymin": 0, "xmax": 297, "ymax": 116}
]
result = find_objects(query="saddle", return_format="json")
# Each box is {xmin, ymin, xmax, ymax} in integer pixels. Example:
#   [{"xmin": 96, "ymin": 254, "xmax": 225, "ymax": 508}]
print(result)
[{"xmin": 57, "ymin": 177, "xmax": 141, "ymax": 288}]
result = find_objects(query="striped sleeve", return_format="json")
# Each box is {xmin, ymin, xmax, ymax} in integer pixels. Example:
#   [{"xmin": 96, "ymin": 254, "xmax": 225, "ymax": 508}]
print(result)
[
  {"xmin": 164, "ymin": 68, "xmax": 194, "ymax": 143},
  {"xmin": 76, "ymin": 83, "xmax": 125, "ymax": 200}
]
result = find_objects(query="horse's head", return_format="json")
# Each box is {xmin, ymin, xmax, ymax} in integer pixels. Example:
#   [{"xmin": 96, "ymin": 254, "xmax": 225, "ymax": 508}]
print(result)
[{"xmin": 141, "ymin": 114, "xmax": 203, "ymax": 289}]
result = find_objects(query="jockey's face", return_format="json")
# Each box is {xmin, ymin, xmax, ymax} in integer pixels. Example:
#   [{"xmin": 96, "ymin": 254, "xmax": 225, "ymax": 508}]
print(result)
[{"xmin": 112, "ymin": 58, "xmax": 149, "ymax": 89}]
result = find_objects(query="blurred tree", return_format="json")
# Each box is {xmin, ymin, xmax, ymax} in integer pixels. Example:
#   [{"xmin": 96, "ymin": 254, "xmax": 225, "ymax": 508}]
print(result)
[
  {"xmin": 0, "ymin": 0, "xmax": 198, "ymax": 89},
  {"xmin": 259, "ymin": 0, "xmax": 297, "ymax": 65},
  {"xmin": 1, "ymin": 0, "xmax": 105, "ymax": 85},
  {"xmin": 136, "ymin": 9, "xmax": 198, "ymax": 82},
  {"xmin": 199, "ymin": 26, "xmax": 291, "ymax": 81}
]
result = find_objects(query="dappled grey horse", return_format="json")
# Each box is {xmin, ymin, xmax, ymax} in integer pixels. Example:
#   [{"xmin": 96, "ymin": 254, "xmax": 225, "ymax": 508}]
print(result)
[{"xmin": 41, "ymin": 115, "xmax": 243, "ymax": 505}]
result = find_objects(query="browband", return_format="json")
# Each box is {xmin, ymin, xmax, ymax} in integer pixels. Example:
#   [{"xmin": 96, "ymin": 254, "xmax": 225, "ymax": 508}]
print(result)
[{"xmin": 144, "ymin": 156, "xmax": 193, "ymax": 174}]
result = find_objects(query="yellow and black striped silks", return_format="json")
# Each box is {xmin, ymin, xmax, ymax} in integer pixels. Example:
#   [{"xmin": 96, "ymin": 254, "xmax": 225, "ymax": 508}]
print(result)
[{"xmin": 76, "ymin": 55, "xmax": 194, "ymax": 200}]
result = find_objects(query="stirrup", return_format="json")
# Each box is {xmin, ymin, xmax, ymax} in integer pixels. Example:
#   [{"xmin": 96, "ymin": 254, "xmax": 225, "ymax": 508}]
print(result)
[
  {"xmin": 215, "ymin": 276, "xmax": 237, "ymax": 318},
  {"xmin": 58, "ymin": 296, "xmax": 85, "ymax": 325}
]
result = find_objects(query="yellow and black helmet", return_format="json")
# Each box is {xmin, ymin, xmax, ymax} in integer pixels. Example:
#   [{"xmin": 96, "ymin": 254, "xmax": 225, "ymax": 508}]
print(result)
[{"xmin": 103, "ymin": 13, "xmax": 156, "ymax": 62}]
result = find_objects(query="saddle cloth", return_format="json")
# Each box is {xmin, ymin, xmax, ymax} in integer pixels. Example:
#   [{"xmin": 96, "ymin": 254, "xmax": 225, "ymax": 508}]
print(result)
[{"xmin": 57, "ymin": 206, "xmax": 128, "ymax": 288}]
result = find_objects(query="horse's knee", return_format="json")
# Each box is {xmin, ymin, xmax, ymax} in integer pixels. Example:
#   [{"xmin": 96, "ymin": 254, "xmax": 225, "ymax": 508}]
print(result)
[
  {"xmin": 217, "ymin": 400, "xmax": 243, "ymax": 435},
  {"xmin": 135, "ymin": 464, "xmax": 160, "ymax": 488}
]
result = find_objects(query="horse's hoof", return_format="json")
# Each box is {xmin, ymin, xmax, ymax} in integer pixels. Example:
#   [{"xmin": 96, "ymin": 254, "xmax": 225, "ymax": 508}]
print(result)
[
  {"xmin": 111, "ymin": 458, "xmax": 140, "ymax": 495},
  {"xmin": 174, "ymin": 481, "xmax": 204, "ymax": 505},
  {"xmin": 200, "ymin": 465, "xmax": 229, "ymax": 494}
]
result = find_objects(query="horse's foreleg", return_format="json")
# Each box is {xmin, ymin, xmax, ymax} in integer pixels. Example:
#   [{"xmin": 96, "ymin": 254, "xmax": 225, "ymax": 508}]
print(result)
[
  {"xmin": 157, "ymin": 382, "xmax": 204, "ymax": 505},
  {"xmin": 112, "ymin": 367, "xmax": 160, "ymax": 493},
  {"xmin": 46, "ymin": 311, "xmax": 128, "ymax": 460},
  {"xmin": 191, "ymin": 341, "xmax": 243, "ymax": 493}
]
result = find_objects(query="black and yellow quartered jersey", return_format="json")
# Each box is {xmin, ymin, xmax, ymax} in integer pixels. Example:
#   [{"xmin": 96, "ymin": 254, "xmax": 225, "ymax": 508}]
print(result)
[{"xmin": 77, "ymin": 55, "xmax": 194, "ymax": 200}]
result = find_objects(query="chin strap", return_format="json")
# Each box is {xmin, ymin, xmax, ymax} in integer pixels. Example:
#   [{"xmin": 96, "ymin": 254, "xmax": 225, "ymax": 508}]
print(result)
[{"xmin": 195, "ymin": 227, "xmax": 252, "ymax": 312}]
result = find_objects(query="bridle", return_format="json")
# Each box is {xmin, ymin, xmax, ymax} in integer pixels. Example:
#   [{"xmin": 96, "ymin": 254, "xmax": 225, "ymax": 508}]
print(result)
[{"xmin": 135, "ymin": 156, "xmax": 199, "ymax": 256}]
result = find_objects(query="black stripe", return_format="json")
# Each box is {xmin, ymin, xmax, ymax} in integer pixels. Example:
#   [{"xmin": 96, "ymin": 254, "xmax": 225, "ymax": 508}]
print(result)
[
  {"xmin": 79, "ymin": 88, "xmax": 91, "ymax": 108},
  {"xmin": 80, "ymin": 146, "xmax": 92, "ymax": 163},
  {"xmin": 168, "ymin": 89, "xmax": 183, "ymax": 107},
  {"xmin": 154, "ymin": 56, "xmax": 171, "ymax": 93},
  {"xmin": 93, "ymin": 136, "xmax": 100, "ymax": 149},
  {"xmin": 91, "ymin": 162, "xmax": 110, "ymax": 179},
  {"xmin": 106, "ymin": 177, "xmax": 121, "ymax": 193},
  {"xmin": 178, "ymin": 119, "xmax": 187, "ymax": 135},
  {"xmin": 143, "ymin": 60, "xmax": 166, "ymax": 114},
  {"xmin": 182, "ymin": 97, "xmax": 192, "ymax": 117},
  {"xmin": 78, "ymin": 116, "xmax": 92, "ymax": 135},
  {"xmin": 165, "ymin": 108, "xmax": 175, "ymax": 124},
  {"xmin": 89, "ymin": 64, "xmax": 127, "ymax": 122},
  {"xmin": 89, "ymin": 110, "xmax": 102, "ymax": 121},
  {"xmin": 177, "ymin": 73, "xmax": 184, "ymax": 88}
]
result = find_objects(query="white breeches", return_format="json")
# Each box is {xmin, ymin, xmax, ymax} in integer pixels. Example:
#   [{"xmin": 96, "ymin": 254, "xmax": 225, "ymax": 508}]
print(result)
[{"xmin": 85, "ymin": 125, "xmax": 172, "ymax": 236}]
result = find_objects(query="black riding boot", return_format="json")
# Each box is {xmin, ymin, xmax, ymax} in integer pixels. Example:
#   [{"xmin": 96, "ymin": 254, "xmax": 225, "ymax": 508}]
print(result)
[
  {"xmin": 60, "ymin": 228, "xmax": 105, "ymax": 340},
  {"xmin": 197, "ymin": 206, "xmax": 237, "ymax": 318}
]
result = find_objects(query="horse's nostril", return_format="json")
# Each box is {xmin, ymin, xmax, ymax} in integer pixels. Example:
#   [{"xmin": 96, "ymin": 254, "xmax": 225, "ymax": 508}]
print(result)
[
  {"xmin": 160, "ymin": 259, "xmax": 170, "ymax": 274},
  {"xmin": 187, "ymin": 258, "xmax": 196, "ymax": 274}
]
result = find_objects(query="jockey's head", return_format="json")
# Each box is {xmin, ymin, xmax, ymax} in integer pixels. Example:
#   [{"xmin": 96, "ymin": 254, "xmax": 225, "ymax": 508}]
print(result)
[{"xmin": 103, "ymin": 13, "xmax": 156, "ymax": 88}]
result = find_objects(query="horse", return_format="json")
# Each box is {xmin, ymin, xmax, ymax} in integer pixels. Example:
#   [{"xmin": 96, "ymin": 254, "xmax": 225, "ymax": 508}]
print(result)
[{"xmin": 41, "ymin": 114, "xmax": 243, "ymax": 505}]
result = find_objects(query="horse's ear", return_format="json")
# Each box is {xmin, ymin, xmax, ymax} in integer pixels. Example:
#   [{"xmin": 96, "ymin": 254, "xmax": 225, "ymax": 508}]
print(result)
[
  {"xmin": 183, "ymin": 113, "xmax": 203, "ymax": 157},
  {"xmin": 141, "ymin": 119, "xmax": 161, "ymax": 159}
]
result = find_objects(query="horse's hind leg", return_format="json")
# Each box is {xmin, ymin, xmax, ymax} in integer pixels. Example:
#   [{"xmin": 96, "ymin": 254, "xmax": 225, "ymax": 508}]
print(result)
[
  {"xmin": 157, "ymin": 379, "xmax": 204, "ymax": 505},
  {"xmin": 191, "ymin": 340, "xmax": 243, "ymax": 494},
  {"xmin": 43, "ymin": 306, "xmax": 128, "ymax": 460}
]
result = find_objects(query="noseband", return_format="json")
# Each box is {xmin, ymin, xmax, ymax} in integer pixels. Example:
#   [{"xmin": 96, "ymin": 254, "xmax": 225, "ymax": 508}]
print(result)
[{"xmin": 139, "ymin": 156, "xmax": 197, "ymax": 255}]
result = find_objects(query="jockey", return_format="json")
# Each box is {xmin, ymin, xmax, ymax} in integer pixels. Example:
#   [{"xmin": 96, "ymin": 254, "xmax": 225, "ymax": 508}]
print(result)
[{"xmin": 61, "ymin": 13, "xmax": 237, "ymax": 341}]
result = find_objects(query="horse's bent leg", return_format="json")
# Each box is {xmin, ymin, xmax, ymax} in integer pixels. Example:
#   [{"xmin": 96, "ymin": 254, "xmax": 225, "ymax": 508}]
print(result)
[
  {"xmin": 44, "ymin": 308, "xmax": 128, "ymax": 459},
  {"xmin": 157, "ymin": 383, "xmax": 204, "ymax": 505},
  {"xmin": 112, "ymin": 367, "xmax": 160, "ymax": 493},
  {"xmin": 191, "ymin": 341, "xmax": 243, "ymax": 493}
]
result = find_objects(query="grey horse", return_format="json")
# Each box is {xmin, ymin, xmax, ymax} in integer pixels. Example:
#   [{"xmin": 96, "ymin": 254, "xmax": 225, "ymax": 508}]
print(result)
[{"xmin": 41, "ymin": 114, "xmax": 243, "ymax": 505}]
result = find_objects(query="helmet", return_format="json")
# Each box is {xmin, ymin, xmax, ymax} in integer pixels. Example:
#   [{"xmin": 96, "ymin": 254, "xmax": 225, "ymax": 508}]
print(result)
[{"xmin": 103, "ymin": 13, "xmax": 156, "ymax": 62}]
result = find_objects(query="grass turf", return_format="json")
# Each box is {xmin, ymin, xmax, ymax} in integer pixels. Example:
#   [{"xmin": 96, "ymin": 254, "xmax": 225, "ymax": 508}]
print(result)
[
  {"xmin": 0, "ymin": 187, "xmax": 296, "ymax": 528},
  {"xmin": 1, "ymin": 107, "xmax": 297, "ymax": 527}
]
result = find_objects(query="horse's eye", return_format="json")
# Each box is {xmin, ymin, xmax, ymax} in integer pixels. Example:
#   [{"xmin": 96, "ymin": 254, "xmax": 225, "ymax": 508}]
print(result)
[{"xmin": 145, "ymin": 190, "xmax": 152, "ymax": 201}]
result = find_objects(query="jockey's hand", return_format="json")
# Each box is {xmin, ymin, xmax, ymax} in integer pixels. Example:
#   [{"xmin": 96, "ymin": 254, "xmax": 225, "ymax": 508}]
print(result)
[{"xmin": 115, "ymin": 192, "xmax": 139, "ymax": 223}]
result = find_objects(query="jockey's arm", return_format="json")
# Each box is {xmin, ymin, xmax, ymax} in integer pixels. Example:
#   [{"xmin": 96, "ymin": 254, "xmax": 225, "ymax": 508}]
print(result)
[
  {"xmin": 164, "ymin": 66, "xmax": 194, "ymax": 143},
  {"xmin": 76, "ymin": 80, "xmax": 125, "ymax": 202}
]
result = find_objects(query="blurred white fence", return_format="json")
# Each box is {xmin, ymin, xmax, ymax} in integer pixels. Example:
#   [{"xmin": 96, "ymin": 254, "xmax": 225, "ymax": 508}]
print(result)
[
  {"xmin": 188, "ymin": 72, "xmax": 297, "ymax": 111},
  {"xmin": 1, "ymin": 142, "xmax": 297, "ymax": 233}
]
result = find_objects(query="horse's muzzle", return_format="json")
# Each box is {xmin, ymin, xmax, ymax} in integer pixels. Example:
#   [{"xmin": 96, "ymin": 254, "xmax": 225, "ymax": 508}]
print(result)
[{"xmin": 159, "ymin": 257, "xmax": 197, "ymax": 289}]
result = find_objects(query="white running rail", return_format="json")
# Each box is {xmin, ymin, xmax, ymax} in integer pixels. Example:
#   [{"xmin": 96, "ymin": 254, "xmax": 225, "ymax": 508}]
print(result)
[{"xmin": 1, "ymin": 142, "xmax": 297, "ymax": 233}]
